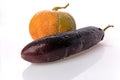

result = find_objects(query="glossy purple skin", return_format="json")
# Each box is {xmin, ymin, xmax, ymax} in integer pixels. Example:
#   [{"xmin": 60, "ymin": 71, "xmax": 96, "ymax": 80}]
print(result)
[{"xmin": 21, "ymin": 26, "xmax": 104, "ymax": 63}]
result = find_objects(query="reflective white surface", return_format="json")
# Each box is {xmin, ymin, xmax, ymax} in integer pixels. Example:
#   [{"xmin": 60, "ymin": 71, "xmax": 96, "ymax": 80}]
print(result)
[{"xmin": 1, "ymin": 0, "xmax": 120, "ymax": 80}]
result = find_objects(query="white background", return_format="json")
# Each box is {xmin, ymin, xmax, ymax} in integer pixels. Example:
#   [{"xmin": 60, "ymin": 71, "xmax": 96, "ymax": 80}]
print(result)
[{"xmin": 0, "ymin": 0, "xmax": 120, "ymax": 80}]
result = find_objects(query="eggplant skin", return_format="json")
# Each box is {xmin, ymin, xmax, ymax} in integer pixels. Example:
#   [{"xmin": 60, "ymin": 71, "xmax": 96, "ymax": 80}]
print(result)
[{"xmin": 21, "ymin": 26, "xmax": 104, "ymax": 63}]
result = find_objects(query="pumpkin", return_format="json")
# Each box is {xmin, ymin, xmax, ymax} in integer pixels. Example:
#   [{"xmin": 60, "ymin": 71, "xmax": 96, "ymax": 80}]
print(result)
[{"xmin": 29, "ymin": 3, "xmax": 76, "ymax": 40}]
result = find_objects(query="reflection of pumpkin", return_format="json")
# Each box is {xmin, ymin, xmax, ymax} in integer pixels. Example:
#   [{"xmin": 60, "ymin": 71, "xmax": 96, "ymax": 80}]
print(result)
[{"xmin": 29, "ymin": 3, "xmax": 76, "ymax": 40}]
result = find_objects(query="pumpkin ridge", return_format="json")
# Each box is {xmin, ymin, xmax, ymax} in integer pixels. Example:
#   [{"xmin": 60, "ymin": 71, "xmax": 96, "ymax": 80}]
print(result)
[{"xmin": 58, "ymin": 13, "xmax": 61, "ymax": 32}]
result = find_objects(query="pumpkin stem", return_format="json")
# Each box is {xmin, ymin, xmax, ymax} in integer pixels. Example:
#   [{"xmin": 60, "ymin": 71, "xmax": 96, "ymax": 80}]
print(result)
[
  {"xmin": 103, "ymin": 25, "xmax": 114, "ymax": 32},
  {"xmin": 52, "ymin": 3, "xmax": 69, "ymax": 11}
]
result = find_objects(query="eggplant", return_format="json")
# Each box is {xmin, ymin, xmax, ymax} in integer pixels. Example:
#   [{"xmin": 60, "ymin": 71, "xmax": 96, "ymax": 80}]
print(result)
[{"xmin": 21, "ymin": 25, "xmax": 113, "ymax": 63}]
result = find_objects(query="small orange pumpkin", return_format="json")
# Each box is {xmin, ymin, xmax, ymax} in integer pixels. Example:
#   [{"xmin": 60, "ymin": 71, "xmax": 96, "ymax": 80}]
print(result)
[{"xmin": 29, "ymin": 3, "xmax": 76, "ymax": 40}]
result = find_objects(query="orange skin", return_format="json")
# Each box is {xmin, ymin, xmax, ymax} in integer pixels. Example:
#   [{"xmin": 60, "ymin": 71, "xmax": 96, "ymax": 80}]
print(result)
[{"xmin": 29, "ymin": 10, "xmax": 76, "ymax": 40}]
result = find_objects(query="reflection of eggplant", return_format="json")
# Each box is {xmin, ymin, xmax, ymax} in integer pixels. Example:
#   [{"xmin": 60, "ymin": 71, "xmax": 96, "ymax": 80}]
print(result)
[{"xmin": 21, "ymin": 25, "xmax": 113, "ymax": 63}]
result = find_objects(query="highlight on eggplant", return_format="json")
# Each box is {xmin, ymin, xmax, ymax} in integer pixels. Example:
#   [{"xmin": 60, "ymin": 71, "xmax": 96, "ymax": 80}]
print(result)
[{"xmin": 21, "ymin": 25, "xmax": 113, "ymax": 63}]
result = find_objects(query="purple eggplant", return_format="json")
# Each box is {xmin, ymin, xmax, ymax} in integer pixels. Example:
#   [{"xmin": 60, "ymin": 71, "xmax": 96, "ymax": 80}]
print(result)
[{"xmin": 21, "ymin": 25, "xmax": 113, "ymax": 63}]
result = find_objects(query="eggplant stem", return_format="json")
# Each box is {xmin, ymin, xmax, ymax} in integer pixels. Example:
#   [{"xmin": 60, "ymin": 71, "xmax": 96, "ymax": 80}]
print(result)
[{"xmin": 103, "ymin": 25, "xmax": 114, "ymax": 32}]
